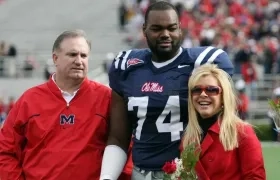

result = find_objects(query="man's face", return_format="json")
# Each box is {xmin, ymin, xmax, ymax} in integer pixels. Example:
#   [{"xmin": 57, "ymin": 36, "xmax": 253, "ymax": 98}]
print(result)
[
  {"xmin": 143, "ymin": 9, "xmax": 182, "ymax": 61},
  {"xmin": 53, "ymin": 37, "xmax": 89, "ymax": 80}
]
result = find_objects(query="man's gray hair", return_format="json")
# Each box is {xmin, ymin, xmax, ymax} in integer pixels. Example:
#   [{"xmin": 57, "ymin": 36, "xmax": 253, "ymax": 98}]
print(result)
[{"xmin": 52, "ymin": 29, "xmax": 91, "ymax": 52}]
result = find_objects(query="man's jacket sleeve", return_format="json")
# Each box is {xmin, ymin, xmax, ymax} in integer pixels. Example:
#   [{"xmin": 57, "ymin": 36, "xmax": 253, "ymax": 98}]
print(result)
[{"xmin": 0, "ymin": 97, "xmax": 25, "ymax": 180}]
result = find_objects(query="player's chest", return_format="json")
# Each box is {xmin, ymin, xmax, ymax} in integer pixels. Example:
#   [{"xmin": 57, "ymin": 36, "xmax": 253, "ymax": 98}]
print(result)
[{"xmin": 121, "ymin": 67, "xmax": 192, "ymax": 98}]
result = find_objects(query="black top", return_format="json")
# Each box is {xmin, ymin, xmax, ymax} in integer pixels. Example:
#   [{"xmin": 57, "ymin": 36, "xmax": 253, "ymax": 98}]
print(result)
[{"xmin": 198, "ymin": 113, "xmax": 220, "ymax": 142}]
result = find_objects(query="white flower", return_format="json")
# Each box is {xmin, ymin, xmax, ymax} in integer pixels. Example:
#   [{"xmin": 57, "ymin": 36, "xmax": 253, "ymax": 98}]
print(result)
[
  {"xmin": 173, "ymin": 158, "xmax": 183, "ymax": 178},
  {"xmin": 170, "ymin": 173, "xmax": 177, "ymax": 180},
  {"xmin": 175, "ymin": 158, "xmax": 183, "ymax": 170},
  {"xmin": 166, "ymin": 158, "xmax": 185, "ymax": 180}
]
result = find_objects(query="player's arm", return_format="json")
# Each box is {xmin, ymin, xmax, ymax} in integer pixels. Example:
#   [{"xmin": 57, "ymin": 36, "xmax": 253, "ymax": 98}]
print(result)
[
  {"xmin": 0, "ymin": 97, "xmax": 25, "ymax": 180},
  {"xmin": 100, "ymin": 58, "xmax": 132, "ymax": 180}
]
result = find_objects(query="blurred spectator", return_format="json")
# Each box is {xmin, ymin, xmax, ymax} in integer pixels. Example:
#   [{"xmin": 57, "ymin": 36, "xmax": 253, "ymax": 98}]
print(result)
[
  {"xmin": 0, "ymin": 41, "xmax": 6, "ymax": 56},
  {"xmin": 181, "ymin": 29, "xmax": 197, "ymax": 48},
  {"xmin": 0, "ymin": 41, "xmax": 6, "ymax": 77},
  {"xmin": 118, "ymin": 0, "xmax": 129, "ymax": 31},
  {"xmin": 277, "ymin": 45, "xmax": 280, "ymax": 73},
  {"xmin": 235, "ymin": 79, "xmax": 249, "ymax": 121},
  {"xmin": 44, "ymin": 58, "xmax": 55, "ymax": 80},
  {"xmin": 267, "ymin": 87, "xmax": 280, "ymax": 141},
  {"xmin": 233, "ymin": 42, "xmax": 251, "ymax": 74},
  {"xmin": 102, "ymin": 52, "xmax": 115, "ymax": 74},
  {"xmin": 23, "ymin": 53, "xmax": 37, "ymax": 78},
  {"xmin": 0, "ymin": 98, "xmax": 6, "ymax": 125},
  {"xmin": 260, "ymin": 36, "xmax": 276, "ymax": 74},
  {"xmin": 0, "ymin": 56, "xmax": 4, "ymax": 77},
  {"xmin": 241, "ymin": 53, "xmax": 258, "ymax": 100},
  {"xmin": 6, "ymin": 96, "xmax": 15, "ymax": 115},
  {"xmin": 0, "ymin": 98, "xmax": 4, "ymax": 114},
  {"xmin": 0, "ymin": 41, "xmax": 18, "ymax": 78},
  {"xmin": 0, "ymin": 96, "xmax": 16, "ymax": 126},
  {"xmin": 7, "ymin": 44, "xmax": 17, "ymax": 57}
]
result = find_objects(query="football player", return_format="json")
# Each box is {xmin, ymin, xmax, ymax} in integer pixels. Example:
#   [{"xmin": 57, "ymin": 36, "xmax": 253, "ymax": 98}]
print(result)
[{"xmin": 100, "ymin": 1, "xmax": 234, "ymax": 180}]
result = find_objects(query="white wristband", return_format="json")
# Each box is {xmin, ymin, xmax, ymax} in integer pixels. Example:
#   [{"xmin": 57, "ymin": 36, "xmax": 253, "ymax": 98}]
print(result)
[
  {"xmin": 100, "ymin": 145, "xmax": 127, "ymax": 180},
  {"xmin": 100, "ymin": 175, "xmax": 113, "ymax": 180}
]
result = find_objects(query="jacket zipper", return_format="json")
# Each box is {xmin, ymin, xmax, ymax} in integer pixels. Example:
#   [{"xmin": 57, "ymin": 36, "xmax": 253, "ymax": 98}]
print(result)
[{"xmin": 65, "ymin": 90, "xmax": 80, "ymax": 109}]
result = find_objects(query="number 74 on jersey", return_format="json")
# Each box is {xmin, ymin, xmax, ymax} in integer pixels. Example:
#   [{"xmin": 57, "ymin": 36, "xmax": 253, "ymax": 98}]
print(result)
[{"xmin": 128, "ymin": 95, "xmax": 184, "ymax": 142}]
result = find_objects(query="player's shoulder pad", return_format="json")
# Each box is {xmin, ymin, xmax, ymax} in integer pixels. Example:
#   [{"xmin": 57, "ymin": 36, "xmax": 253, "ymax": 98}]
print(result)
[
  {"xmin": 111, "ymin": 49, "xmax": 150, "ymax": 72},
  {"xmin": 185, "ymin": 46, "xmax": 233, "ymax": 76},
  {"xmin": 184, "ymin": 46, "xmax": 230, "ymax": 67}
]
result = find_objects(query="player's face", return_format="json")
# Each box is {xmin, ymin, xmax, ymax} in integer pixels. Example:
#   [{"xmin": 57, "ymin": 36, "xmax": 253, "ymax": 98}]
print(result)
[
  {"xmin": 53, "ymin": 37, "xmax": 89, "ymax": 80},
  {"xmin": 191, "ymin": 75, "xmax": 223, "ymax": 119},
  {"xmin": 143, "ymin": 9, "xmax": 182, "ymax": 61}
]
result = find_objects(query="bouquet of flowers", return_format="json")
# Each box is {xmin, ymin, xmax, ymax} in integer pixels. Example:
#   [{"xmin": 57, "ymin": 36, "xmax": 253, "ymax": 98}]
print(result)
[
  {"xmin": 268, "ymin": 99, "xmax": 280, "ymax": 133},
  {"xmin": 162, "ymin": 143, "xmax": 201, "ymax": 180}
]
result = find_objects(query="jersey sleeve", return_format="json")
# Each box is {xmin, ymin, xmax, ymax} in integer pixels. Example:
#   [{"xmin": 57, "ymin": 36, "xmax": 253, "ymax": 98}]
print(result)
[
  {"xmin": 193, "ymin": 47, "xmax": 234, "ymax": 77},
  {"xmin": 0, "ymin": 95, "xmax": 26, "ymax": 180},
  {"xmin": 108, "ymin": 50, "xmax": 132, "ymax": 96},
  {"xmin": 211, "ymin": 49, "xmax": 234, "ymax": 77},
  {"xmin": 109, "ymin": 52, "xmax": 123, "ymax": 96}
]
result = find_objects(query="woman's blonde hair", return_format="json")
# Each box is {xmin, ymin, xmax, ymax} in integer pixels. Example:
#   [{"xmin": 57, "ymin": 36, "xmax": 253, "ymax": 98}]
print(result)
[{"xmin": 182, "ymin": 64, "xmax": 246, "ymax": 151}]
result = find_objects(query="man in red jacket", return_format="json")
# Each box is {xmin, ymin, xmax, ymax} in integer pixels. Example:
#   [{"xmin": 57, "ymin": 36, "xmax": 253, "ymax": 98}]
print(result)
[{"xmin": 0, "ymin": 30, "xmax": 131, "ymax": 180}]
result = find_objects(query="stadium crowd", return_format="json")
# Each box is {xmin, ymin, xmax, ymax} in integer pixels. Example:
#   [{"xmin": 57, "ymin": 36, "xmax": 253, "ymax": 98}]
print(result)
[{"xmin": 120, "ymin": 0, "xmax": 280, "ymax": 77}]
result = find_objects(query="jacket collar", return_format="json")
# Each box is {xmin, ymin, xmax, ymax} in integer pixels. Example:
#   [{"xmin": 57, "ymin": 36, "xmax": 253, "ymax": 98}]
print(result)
[
  {"xmin": 47, "ymin": 73, "xmax": 90, "ymax": 100},
  {"xmin": 208, "ymin": 119, "xmax": 221, "ymax": 134},
  {"xmin": 200, "ymin": 120, "xmax": 221, "ymax": 158}
]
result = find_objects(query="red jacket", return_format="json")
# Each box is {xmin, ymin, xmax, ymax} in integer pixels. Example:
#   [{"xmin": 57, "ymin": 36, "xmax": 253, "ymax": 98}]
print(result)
[
  {"xmin": 241, "ymin": 62, "xmax": 257, "ymax": 84},
  {"xmin": 195, "ymin": 121, "xmax": 266, "ymax": 180},
  {"xmin": 0, "ymin": 78, "xmax": 112, "ymax": 180}
]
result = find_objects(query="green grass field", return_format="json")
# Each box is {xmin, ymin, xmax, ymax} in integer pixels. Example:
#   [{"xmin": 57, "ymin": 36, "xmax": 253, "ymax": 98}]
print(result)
[{"xmin": 262, "ymin": 142, "xmax": 280, "ymax": 180}]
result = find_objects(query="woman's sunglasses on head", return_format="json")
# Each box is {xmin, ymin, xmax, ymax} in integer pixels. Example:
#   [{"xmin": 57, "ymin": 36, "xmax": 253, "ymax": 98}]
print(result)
[{"xmin": 191, "ymin": 85, "xmax": 222, "ymax": 96}]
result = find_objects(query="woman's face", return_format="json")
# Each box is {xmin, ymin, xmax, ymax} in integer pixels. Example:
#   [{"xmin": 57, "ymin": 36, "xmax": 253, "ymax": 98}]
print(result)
[{"xmin": 191, "ymin": 75, "xmax": 223, "ymax": 119}]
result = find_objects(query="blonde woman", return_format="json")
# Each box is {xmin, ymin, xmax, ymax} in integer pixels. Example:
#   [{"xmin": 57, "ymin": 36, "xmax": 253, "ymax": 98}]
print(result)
[{"xmin": 182, "ymin": 64, "xmax": 265, "ymax": 180}]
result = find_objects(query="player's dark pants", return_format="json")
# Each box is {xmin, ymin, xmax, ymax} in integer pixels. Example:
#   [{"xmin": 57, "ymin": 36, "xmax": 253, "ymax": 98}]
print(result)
[{"xmin": 132, "ymin": 166, "xmax": 164, "ymax": 180}]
